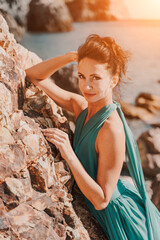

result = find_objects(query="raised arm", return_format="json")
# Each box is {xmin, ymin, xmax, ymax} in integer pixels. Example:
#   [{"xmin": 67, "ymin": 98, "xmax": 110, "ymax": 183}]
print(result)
[{"xmin": 25, "ymin": 52, "xmax": 87, "ymax": 118}]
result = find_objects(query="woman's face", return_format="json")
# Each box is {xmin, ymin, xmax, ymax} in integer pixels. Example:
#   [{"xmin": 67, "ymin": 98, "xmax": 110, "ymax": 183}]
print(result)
[{"xmin": 78, "ymin": 57, "xmax": 116, "ymax": 103}]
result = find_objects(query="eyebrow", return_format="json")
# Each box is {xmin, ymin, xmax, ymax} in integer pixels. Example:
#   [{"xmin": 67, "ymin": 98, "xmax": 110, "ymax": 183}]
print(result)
[{"xmin": 78, "ymin": 72, "xmax": 101, "ymax": 77}]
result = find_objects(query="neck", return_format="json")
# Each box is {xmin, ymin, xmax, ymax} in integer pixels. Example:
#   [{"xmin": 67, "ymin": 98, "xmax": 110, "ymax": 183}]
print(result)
[{"xmin": 87, "ymin": 94, "xmax": 113, "ymax": 118}]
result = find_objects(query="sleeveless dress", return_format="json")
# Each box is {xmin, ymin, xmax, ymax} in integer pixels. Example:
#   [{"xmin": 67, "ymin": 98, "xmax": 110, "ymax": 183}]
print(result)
[{"xmin": 72, "ymin": 100, "xmax": 160, "ymax": 240}]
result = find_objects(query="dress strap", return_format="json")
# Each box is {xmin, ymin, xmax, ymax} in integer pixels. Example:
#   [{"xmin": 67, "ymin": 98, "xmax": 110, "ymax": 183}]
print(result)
[{"xmin": 113, "ymin": 100, "xmax": 160, "ymax": 239}]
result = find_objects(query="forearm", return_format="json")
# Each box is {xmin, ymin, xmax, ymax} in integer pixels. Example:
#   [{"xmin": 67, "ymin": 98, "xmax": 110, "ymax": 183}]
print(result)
[
  {"xmin": 42, "ymin": 128, "xmax": 108, "ymax": 210},
  {"xmin": 66, "ymin": 153, "xmax": 108, "ymax": 210},
  {"xmin": 25, "ymin": 52, "xmax": 75, "ymax": 81}
]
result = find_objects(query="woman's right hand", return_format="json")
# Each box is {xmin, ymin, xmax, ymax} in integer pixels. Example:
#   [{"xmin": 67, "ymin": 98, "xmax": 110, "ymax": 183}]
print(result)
[{"xmin": 66, "ymin": 51, "xmax": 78, "ymax": 62}]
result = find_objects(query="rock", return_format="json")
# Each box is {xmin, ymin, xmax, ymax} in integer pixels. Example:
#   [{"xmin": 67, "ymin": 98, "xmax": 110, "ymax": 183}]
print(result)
[
  {"xmin": 137, "ymin": 128, "xmax": 160, "ymax": 177},
  {"xmin": 5, "ymin": 172, "xmax": 31, "ymax": 202},
  {"xmin": 151, "ymin": 174, "xmax": 160, "ymax": 210},
  {"xmin": 0, "ymin": 143, "xmax": 26, "ymax": 183},
  {"xmin": 28, "ymin": 154, "xmax": 57, "ymax": 192},
  {"xmin": 54, "ymin": 160, "xmax": 73, "ymax": 186},
  {"xmin": 66, "ymin": 0, "xmax": 115, "ymax": 22},
  {"xmin": 6, "ymin": 203, "xmax": 60, "ymax": 239},
  {"xmin": 52, "ymin": 63, "xmax": 81, "ymax": 95},
  {"xmin": 0, "ymin": 126, "xmax": 14, "ymax": 144},
  {"xmin": 138, "ymin": 127, "xmax": 160, "ymax": 153},
  {"xmin": 0, "ymin": 9, "xmax": 24, "ymax": 42},
  {"xmin": 120, "ymin": 100, "xmax": 160, "ymax": 125},
  {"xmin": 151, "ymin": 123, "xmax": 160, "ymax": 128},
  {"xmin": 136, "ymin": 93, "xmax": 160, "ymax": 113},
  {"xmin": 0, "ymin": 82, "xmax": 12, "ymax": 116},
  {"xmin": 27, "ymin": 0, "xmax": 73, "ymax": 32},
  {"xmin": 144, "ymin": 179, "xmax": 154, "ymax": 200},
  {"xmin": 0, "ymin": 14, "xmax": 106, "ymax": 239},
  {"xmin": 0, "ymin": 0, "xmax": 31, "ymax": 26},
  {"xmin": 0, "ymin": 168, "xmax": 32, "ymax": 211}
]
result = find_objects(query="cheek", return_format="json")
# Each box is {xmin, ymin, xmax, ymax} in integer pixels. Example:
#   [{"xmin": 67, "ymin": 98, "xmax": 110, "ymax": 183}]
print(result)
[
  {"xmin": 78, "ymin": 80, "xmax": 83, "ymax": 90},
  {"xmin": 78, "ymin": 81, "xmax": 85, "ymax": 95},
  {"xmin": 96, "ymin": 81, "xmax": 108, "ymax": 91},
  {"xmin": 97, "ymin": 81, "xmax": 111, "ymax": 95}
]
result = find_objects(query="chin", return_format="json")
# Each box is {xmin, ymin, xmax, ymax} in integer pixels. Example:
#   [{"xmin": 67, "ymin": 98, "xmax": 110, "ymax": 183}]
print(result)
[{"xmin": 85, "ymin": 97, "xmax": 100, "ymax": 103}]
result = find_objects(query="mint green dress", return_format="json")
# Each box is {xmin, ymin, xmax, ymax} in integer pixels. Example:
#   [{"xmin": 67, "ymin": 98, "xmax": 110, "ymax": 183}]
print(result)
[{"xmin": 73, "ymin": 100, "xmax": 160, "ymax": 240}]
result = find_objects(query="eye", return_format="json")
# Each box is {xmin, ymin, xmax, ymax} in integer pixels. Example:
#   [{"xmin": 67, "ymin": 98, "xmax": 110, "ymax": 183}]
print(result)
[
  {"xmin": 78, "ymin": 74, "xmax": 84, "ymax": 79},
  {"xmin": 92, "ymin": 76, "xmax": 101, "ymax": 80}
]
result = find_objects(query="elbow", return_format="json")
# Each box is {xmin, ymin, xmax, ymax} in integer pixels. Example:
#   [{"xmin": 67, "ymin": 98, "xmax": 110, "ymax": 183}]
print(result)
[
  {"xmin": 25, "ymin": 75, "xmax": 40, "ymax": 85},
  {"xmin": 25, "ymin": 69, "xmax": 42, "ymax": 82},
  {"xmin": 25, "ymin": 75, "xmax": 33, "ymax": 83},
  {"xmin": 25, "ymin": 70, "xmax": 34, "ymax": 82},
  {"xmin": 93, "ymin": 200, "xmax": 109, "ymax": 211}
]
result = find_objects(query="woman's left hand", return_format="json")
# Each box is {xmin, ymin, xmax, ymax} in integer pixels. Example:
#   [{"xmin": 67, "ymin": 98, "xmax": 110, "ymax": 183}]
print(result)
[{"xmin": 41, "ymin": 128, "xmax": 74, "ymax": 161}]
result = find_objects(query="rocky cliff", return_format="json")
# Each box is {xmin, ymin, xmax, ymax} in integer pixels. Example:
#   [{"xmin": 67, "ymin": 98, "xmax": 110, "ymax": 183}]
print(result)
[
  {"xmin": 0, "ymin": 0, "xmax": 116, "ymax": 38},
  {"xmin": 27, "ymin": 0, "xmax": 73, "ymax": 32},
  {"xmin": 66, "ymin": 0, "xmax": 116, "ymax": 21},
  {"xmin": 0, "ymin": 15, "xmax": 107, "ymax": 239}
]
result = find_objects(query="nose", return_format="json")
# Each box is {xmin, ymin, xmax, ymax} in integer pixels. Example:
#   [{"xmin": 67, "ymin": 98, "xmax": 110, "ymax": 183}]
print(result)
[
  {"xmin": 85, "ymin": 79, "xmax": 93, "ymax": 90},
  {"xmin": 86, "ymin": 85, "xmax": 92, "ymax": 90}
]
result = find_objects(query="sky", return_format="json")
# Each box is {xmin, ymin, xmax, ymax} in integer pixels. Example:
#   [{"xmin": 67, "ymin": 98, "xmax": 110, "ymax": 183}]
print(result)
[{"xmin": 123, "ymin": 0, "xmax": 160, "ymax": 19}]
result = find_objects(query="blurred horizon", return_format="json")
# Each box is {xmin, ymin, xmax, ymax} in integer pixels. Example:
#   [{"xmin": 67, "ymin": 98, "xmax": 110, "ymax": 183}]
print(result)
[{"xmin": 110, "ymin": 0, "xmax": 160, "ymax": 20}]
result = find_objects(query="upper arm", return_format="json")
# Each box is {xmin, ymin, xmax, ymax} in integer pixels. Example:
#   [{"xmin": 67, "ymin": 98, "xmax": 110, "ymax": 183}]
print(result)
[
  {"xmin": 26, "ymin": 76, "xmax": 88, "ymax": 118},
  {"xmin": 96, "ymin": 121, "xmax": 125, "ymax": 206}
]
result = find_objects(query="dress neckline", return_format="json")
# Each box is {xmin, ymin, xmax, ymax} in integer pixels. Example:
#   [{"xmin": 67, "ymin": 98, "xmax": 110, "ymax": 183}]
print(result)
[
  {"xmin": 82, "ymin": 102, "xmax": 115, "ymax": 129},
  {"xmin": 73, "ymin": 100, "xmax": 120, "ymax": 152}
]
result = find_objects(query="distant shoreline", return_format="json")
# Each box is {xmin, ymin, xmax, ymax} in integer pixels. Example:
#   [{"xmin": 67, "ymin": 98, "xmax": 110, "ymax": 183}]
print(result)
[{"xmin": 116, "ymin": 19, "xmax": 160, "ymax": 22}]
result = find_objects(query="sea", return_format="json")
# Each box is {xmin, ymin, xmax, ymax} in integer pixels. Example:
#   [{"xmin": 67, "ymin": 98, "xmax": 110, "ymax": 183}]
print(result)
[{"xmin": 21, "ymin": 20, "xmax": 160, "ymax": 139}]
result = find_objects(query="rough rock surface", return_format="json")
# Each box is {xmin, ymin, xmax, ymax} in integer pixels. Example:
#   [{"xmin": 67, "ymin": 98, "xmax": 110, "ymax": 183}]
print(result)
[
  {"xmin": 137, "ymin": 128, "xmax": 160, "ymax": 177},
  {"xmin": 0, "ymin": 15, "xmax": 108, "ymax": 239},
  {"xmin": 137, "ymin": 128, "xmax": 160, "ymax": 209},
  {"xmin": 136, "ymin": 93, "xmax": 160, "ymax": 113},
  {"xmin": 27, "ymin": 0, "xmax": 73, "ymax": 32},
  {"xmin": 52, "ymin": 64, "xmax": 81, "ymax": 95},
  {"xmin": 0, "ymin": 0, "xmax": 31, "ymax": 26},
  {"xmin": 0, "ymin": 10, "xmax": 24, "ymax": 42},
  {"xmin": 151, "ymin": 173, "xmax": 160, "ymax": 210},
  {"xmin": 66, "ymin": 0, "xmax": 116, "ymax": 21},
  {"xmin": 120, "ymin": 98, "xmax": 160, "ymax": 125}
]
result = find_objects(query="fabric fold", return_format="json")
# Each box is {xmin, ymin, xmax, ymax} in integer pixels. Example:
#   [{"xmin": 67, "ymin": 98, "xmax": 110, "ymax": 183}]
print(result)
[{"xmin": 114, "ymin": 100, "xmax": 160, "ymax": 240}]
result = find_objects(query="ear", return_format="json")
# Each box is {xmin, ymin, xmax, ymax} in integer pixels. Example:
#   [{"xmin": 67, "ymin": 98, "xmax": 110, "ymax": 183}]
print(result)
[{"xmin": 110, "ymin": 75, "xmax": 119, "ymax": 89}]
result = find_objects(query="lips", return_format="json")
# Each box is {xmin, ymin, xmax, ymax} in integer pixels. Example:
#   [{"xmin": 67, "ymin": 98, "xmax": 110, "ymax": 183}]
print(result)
[{"xmin": 84, "ymin": 92, "xmax": 96, "ymax": 96}]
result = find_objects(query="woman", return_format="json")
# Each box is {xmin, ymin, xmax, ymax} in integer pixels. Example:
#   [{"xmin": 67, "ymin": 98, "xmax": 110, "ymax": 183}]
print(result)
[{"xmin": 25, "ymin": 34, "xmax": 160, "ymax": 239}]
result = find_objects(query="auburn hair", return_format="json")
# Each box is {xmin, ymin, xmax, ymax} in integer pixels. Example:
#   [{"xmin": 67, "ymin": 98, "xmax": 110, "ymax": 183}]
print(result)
[{"xmin": 78, "ymin": 34, "xmax": 131, "ymax": 98}]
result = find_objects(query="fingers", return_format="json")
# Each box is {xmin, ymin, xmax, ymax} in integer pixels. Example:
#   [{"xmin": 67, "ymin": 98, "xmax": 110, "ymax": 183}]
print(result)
[
  {"xmin": 45, "ymin": 133, "xmax": 63, "ymax": 143},
  {"xmin": 68, "ymin": 51, "xmax": 78, "ymax": 62},
  {"xmin": 42, "ymin": 128, "xmax": 64, "ymax": 134},
  {"xmin": 46, "ymin": 137, "xmax": 60, "ymax": 149},
  {"xmin": 41, "ymin": 128, "xmax": 68, "ymax": 140}
]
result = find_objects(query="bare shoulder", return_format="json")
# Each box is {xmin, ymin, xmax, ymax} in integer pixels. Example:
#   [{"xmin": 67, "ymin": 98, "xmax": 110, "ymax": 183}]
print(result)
[{"xmin": 95, "ymin": 110, "xmax": 125, "ymax": 154}]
